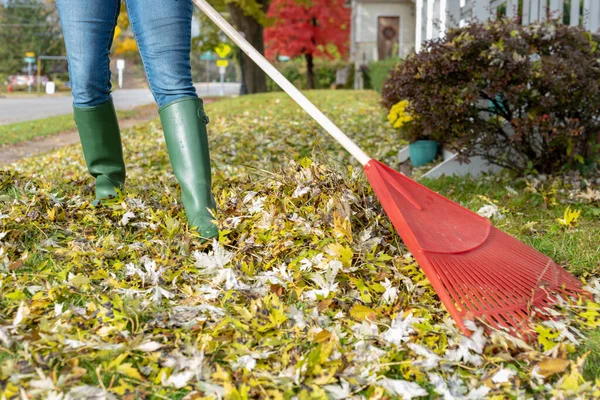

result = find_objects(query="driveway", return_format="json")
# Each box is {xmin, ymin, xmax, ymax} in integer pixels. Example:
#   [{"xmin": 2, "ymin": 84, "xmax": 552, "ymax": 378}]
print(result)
[{"xmin": 0, "ymin": 83, "xmax": 241, "ymax": 125}]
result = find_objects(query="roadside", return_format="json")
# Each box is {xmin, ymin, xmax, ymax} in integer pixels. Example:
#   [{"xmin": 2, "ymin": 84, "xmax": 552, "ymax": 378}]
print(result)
[
  {"xmin": 0, "ymin": 103, "xmax": 156, "ymax": 147},
  {"xmin": 0, "ymin": 83, "xmax": 241, "ymax": 124},
  {"xmin": 0, "ymin": 99, "xmax": 220, "ymax": 166},
  {"xmin": 0, "ymin": 117, "xmax": 147, "ymax": 166},
  {"xmin": 0, "ymin": 103, "xmax": 157, "ymax": 166}
]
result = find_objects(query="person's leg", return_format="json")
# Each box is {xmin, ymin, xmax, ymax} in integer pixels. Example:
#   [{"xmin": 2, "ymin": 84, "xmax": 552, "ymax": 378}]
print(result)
[
  {"xmin": 56, "ymin": 0, "xmax": 126, "ymax": 203},
  {"xmin": 127, "ymin": 0, "xmax": 218, "ymax": 239},
  {"xmin": 124, "ymin": 0, "xmax": 197, "ymax": 107}
]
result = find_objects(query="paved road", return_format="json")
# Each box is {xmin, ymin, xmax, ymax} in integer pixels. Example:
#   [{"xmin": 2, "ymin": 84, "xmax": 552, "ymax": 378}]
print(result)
[{"xmin": 0, "ymin": 83, "xmax": 241, "ymax": 125}]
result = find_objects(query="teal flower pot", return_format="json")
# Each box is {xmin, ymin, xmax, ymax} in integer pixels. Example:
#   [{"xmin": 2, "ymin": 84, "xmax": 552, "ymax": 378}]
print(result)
[{"xmin": 409, "ymin": 140, "xmax": 438, "ymax": 167}]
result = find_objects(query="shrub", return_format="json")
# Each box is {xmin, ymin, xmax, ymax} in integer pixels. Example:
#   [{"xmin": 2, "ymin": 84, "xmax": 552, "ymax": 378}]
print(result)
[
  {"xmin": 0, "ymin": 73, "xmax": 8, "ymax": 93},
  {"xmin": 267, "ymin": 57, "xmax": 353, "ymax": 91},
  {"xmin": 368, "ymin": 58, "xmax": 401, "ymax": 93},
  {"xmin": 382, "ymin": 19, "xmax": 600, "ymax": 176}
]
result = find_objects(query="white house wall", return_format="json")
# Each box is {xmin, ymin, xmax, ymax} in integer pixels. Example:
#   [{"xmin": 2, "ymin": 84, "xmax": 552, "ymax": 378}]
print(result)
[{"xmin": 355, "ymin": 1, "xmax": 416, "ymax": 63}]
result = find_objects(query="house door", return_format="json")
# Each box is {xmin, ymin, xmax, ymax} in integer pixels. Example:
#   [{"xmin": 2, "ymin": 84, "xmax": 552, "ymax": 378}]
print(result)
[{"xmin": 377, "ymin": 16, "xmax": 400, "ymax": 60}]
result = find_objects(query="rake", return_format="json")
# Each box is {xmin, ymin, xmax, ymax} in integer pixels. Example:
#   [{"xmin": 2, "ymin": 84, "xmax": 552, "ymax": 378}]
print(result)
[{"xmin": 193, "ymin": 0, "xmax": 586, "ymax": 335}]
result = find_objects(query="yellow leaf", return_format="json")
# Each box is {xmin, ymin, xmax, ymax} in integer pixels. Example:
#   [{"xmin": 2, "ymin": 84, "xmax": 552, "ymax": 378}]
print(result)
[
  {"xmin": 233, "ymin": 305, "xmax": 254, "ymax": 320},
  {"xmin": 1, "ymin": 382, "xmax": 19, "ymax": 398},
  {"xmin": 5, "ymin": 290, "xmax": 26, "ymax": 301},
  {"xmin": 117, "ymin": 363, "xmax": 143, "ymax": 381},
  {"xmin": 327, "ymin": 243, "xmax": 353, "ymax": 267},
  {"xmin": 69, "ymin": 274, "xmax": 89, "ymax": 289},
  {"xmin": 577, "ymin": 301, "xmax": 600, "ymax": 327},
  {"xmin": 350, "ymin": 304, "xmax": 377, "ymax": 322},
  {"xmin": 299, "ymin": 157, "xmax": 313, "ymax": 168},
  {"xmin": 312, "ymin": 368, "xmax": 336, "ymax": 385},
  {"xmin": 153, "ymin": 367, "xmax": 171, "ymax": 385},
  {"xmin": 477, "ymin": 195, "xmax": 495, "ymax": 203},
  {"xmin": 269, "ymin": 307, "xmax": 288, "ymax": 327},
  {"xmin": 110, "ymin": 379, "xmax": 136, "ymax": 395},
  {"xmin": 557, "ymin": 206, "xmax": 581, "ymax": 227},
  {"xmin": 350, "ymin": 278, "xmax": 372, "ymax": 304},
  {"xmin": 224, "ymin": 382, "xmax": 250, "ymax": 400},
  {"xmin": 106, "ymin": 352, "xmax": 129, "ymax": 371},
  {"xmin": 212, "ymin": 364, "xmax": 230, "ymax": 383},
  {"xmin": 535, "ymin": 325, "xmax": 559, "ymax": 351},
  {"xmin": 47, "ymin": 207, "xmax": 57, "ymax": 222},
  {"xmin": 537, "ymin": 358, "xmax": 570, "ymax": 378},
  {"xmin": 266, "ymin": 390, "xmax": 285, "ymax": 400},
  {"xmin": 559, "ymin": 367, "xmax": 584, "ymax": 392},
  {"xmin": 332, "ymin": 212, "xmax": 353, "ymax": 242},
  {"xmin": 313, "ymin": 330, "xmax": 332, "ymax": 343}
]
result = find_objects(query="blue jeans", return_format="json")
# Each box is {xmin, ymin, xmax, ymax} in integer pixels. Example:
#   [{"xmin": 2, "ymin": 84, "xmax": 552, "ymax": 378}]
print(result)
[{"xmin": 56, "ymin": 0, "xmax": 197, "ymax": 108}]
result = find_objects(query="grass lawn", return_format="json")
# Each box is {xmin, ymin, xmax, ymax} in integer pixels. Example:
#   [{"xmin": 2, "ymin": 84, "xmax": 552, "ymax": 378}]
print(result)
[
  {"xmin": 0, "ymin": 92, "xmax": 70, "ymax": 99},
  {"xmin": 0, "ymin": 90, "xmax": 599, "ymax": 399},
  {"xmin": 0, "ymin": 104, "xmax": 157, "ymax": 146}
]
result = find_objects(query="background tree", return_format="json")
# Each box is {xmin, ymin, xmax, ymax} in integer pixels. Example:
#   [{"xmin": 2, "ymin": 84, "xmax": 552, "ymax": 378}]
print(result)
[
  {"xmin": 0, "ymin": 0, "xmax": 64, "ymax": 75},
  {"xmin": 0, "ymin": 0, "xmax": 270, "ymax": 94},
  {"xmin": 193, "ymin": 0, "xmax": 269, "ymax": 94},
  {"xmin": 225, "ymin": 0, "xmax": 270, "ymax": 94},
  {"xmin": 264, "ymin": 0, "xmax": 350, "ymax": 89},
  {"xmin": 193, "ymin": 8, "xmax": 227, "ymax": 53},
  {"xmin": 112, "ymin": 2, "xmax": 137, "ymax": 56}
]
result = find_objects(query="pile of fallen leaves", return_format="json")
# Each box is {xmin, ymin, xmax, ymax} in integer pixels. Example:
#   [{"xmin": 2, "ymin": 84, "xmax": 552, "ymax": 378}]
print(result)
[{"xmin": 1, "ymin": 91, "xmax": 599, "ymax": 399}]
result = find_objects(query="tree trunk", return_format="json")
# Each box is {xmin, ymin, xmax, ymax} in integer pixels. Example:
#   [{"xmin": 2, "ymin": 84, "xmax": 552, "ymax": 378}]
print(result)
[
  {"xmin": 305, "ymin": 17, "xmax": 318, "ymax": 90},
  {"xmin": 305, "ymin": 53, "xmax": 315, "ymax": 89},
  {"xmin": 228, "ymin": 1, "xmax": 269, "ymax": 94}
]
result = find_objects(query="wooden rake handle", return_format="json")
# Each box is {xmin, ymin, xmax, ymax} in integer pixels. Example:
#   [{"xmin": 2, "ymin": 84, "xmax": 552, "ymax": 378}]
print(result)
[{"xmin": 193, "ymin": 0, "xmax": 372, "ymax": 166}]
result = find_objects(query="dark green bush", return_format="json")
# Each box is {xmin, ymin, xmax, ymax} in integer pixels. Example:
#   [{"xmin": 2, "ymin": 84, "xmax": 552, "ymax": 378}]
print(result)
[
  {"xmin": 382, "ymin": 19, "xmax": 600, "ymax": 176},
  {"xmin": 368, "ymin": 58, "xmax": 401, "ymax": 93},
  {"xmin": 267, "ymin": 58, "xmax": 353, "ymax": 91}
]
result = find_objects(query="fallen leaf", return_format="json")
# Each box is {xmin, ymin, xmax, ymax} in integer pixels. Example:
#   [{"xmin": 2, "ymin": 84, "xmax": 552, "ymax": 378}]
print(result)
[
  {"xmin": 117, "ymin": 363, "xmax": 144, "ymax": 381},
  {"xmin": 350, "ymin": 304, "xmax": 377, "ymax": 322},
  {"xmin": 537, "ymin": 358, "xmax": 570, "ymax": 378},
  {"xmin": 314, "ymin": 329, "xmax": 333, "ymax": 343},
  {"xmin": 318, "ymin": 298, "xmax": 333, "ymax": 311},
  {"xmin": 492, "ymin": 368, "xmax": 516, "ymax": 384},
  {"xmin": 136, "ymin": 341, "xmax": 163, "ymax": 352},
  {"xmin": 8, "ymin": 260, "xmax": 24, "ymax": 270}
]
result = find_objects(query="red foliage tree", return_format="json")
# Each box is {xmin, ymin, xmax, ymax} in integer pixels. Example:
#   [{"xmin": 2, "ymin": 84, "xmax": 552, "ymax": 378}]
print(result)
[{"xmin": 265, "ymin": 0, "xmax": 350, "ymax": 89}]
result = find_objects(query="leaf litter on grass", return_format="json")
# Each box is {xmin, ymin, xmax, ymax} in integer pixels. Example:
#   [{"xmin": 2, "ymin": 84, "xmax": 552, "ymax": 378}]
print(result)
[{"xmin": 0, "ymin": 90, "xmax": 599, "ymax": 399}]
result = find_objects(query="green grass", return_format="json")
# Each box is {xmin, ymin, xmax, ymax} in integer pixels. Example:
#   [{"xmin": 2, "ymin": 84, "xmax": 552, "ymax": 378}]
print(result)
[
  {"xmin": 0, "ymin": 91, "xmax": 70, "ymax": 98},
  {"xmin": 422, "ymin": 175, "xmax": 600, "ymax": 276},
  {"xmin": 0, "ymin": 108, "xmax": 141, "ymax": 146},
  {"xmin": 580, "ymin": 328, "xmax": 600, "ymax": 380}
]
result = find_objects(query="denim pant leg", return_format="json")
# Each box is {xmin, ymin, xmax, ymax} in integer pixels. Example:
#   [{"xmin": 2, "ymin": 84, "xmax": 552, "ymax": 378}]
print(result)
[
  {"xmin": 56, "ymin": 0, "xmax": 121, "ymax": 108},
  {"xmin": 125, "ymin": 0, "xmax": 197, "ymax": 108}
]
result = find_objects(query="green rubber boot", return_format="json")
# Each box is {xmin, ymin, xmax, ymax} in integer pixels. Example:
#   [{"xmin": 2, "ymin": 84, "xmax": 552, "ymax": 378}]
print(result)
[
  {"xmin": 159, "ymin": 97, "xmax": 219, "ymax": 240},
  {"xmin": 73, "ymin": 99, "xmax": 126, "ymax": 204}
]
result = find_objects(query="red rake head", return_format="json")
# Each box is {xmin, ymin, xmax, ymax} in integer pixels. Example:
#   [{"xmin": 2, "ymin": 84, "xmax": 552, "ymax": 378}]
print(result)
[{"xmin": 364, "ymin": 160, "xmax": 586, "ymax": 336}]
